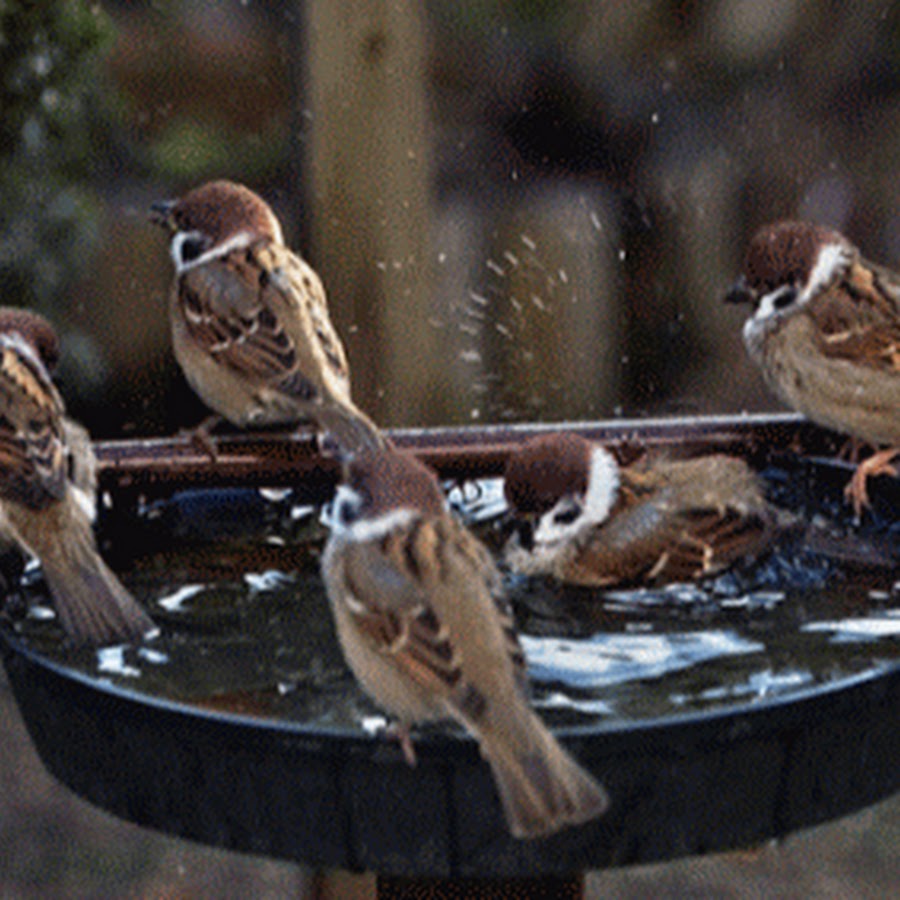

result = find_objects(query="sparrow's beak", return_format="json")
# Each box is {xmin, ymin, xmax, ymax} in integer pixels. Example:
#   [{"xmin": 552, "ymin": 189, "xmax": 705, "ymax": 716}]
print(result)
[
  {"xmin": 149, "ymin": 199, "xmax": 177, "ymax": 230},
  {"xmin": 515, "ymin": 518, "xmax": 536, "ymax": 552},
  {"xmin": 494, "ymin": 509, "xmax": 518, "ymax": 544},
  {"xmin": 723, "ymin": 275, "xmax": 754, "ymax": 306},
  {"xmin": 496, "ymin": 512, "xmax": 535, "ymax": 551}
]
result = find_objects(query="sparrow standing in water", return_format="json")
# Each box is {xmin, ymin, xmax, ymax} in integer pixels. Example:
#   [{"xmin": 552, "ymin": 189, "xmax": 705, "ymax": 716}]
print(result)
[
  {"xmin": 503, "ymin": 432, "xmax": 774, "ymax": 587},
  {"xmin": 151, "ymin": 180, "xmax": 384, "ymax": 455},
  {"xmin": 322, "ymin": 446, "xmax": 609, "ymax": 839},
  {"xmin": 725, "ymin": 220, "xmax": 900, "ymax": 515},
  {"xmin": 0, "ymin": 308, "xmax": 155, "ymax": 645}
]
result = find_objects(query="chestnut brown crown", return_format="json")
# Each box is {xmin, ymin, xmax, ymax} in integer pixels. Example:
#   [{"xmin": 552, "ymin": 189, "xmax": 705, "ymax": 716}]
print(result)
[
  {"xmin": 503, "ymin": 432, "xmax": 594, "ymax": 516},
  {"xmin": 342, "ymin": 448, "xmax": 447, "ymax": 522},
  {"xmin": 725, "ymin": 220, "xmax": 849, "ymax": 305},
  {"xmin": 0, "ymin": 307, "xmax": 61, "ymax": 373},
  {"xmin": 151, "ymin": 179, "xmax": 283, "ymax": 248}
]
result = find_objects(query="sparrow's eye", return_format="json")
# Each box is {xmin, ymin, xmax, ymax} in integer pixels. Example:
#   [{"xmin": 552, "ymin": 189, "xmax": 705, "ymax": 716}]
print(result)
[
  {"xmin": 332, "ymin": 486, "xmax": 362, "ymax": 528},
  {"xmin": 337, "ymin": 499, "xmax": 359, "ymax": 526},
  {"xmin": 770, "ymin": 284, "xmax": 798, "ymax": 310},
  {"xmin": 179, "ymin": 235, "xmax": 209, "ymax": 263},
  {"xmin": 172, "ymin": 231, "xmax": 210, "ymax": 269},
  {"xmin": 552, "ymin": 499, "xmax": 582, "ymax": 526}
]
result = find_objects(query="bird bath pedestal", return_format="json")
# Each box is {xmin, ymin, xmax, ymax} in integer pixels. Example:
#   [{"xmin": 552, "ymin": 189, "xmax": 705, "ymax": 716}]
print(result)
[{"xmin": 1, "ymin": 415, "xmax": 898, "ymax": 896}]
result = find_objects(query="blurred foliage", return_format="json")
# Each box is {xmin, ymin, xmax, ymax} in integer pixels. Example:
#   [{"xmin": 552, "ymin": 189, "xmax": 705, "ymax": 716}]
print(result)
[
  {"xmin": 107, "ymin": 0, "xmax": 292, "ymax": 187},
  {"xmin": 148, "ymin": 115, "xmax": 289, "ymax": 183},
  {"xmin": 0, "ymin": 1, "xmax": 117, "ymax": 314},
  {"xmin": 4, "ymin": 0, "xmax": 900, "ymax": 431}
]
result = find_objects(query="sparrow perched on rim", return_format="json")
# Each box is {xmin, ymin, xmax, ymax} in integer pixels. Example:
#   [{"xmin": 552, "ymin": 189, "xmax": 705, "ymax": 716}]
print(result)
[
  {"xmin": 503, "ymin": 432, "xmax": 774, "ymax": 587},
  {"xmin": 725, "ymin": 220, "xmax": 900, "ymax": 515},
  {"xmin": 321, "ymin": 446, "xmax": 609, "ymax": 839},
  {"xmin": 151, "ymin": 179, "xmax": 385, "ymax": 455},
  {"xmin": 0, "ymin": 308, "xmax": 155, "ymax": 645}
]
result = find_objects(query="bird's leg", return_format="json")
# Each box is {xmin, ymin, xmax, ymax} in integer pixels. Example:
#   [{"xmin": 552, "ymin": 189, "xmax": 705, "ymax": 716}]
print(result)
[
  {"xmin": 845, "ymin": 448, "xmax": 899, "ymax": 518},
  {"xmin": 836, "ymin": 435, "xmax": 864, "ymax": 464},
  {"xmin": 179, "ymin": 414, "xmax": 223, "ymax": 462},
  {"xmin": 383, "ymin": 721, "xmax": 418, "ymax": 766}
]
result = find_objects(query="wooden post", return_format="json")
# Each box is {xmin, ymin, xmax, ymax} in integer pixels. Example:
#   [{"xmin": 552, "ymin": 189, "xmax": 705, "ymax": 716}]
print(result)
[
  {"xmin": 304, "ymin": 0, "xmax": 438, "ymax": 429},
  {"xmin": 483, "ymin": 186, "xmax": 622, "ymax": 422}
]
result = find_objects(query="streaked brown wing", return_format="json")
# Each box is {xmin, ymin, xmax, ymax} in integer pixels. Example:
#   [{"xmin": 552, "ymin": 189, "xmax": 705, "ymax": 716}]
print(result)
[
  {"xmin": 178, "ymin": 246, "xmax": 296, "ymax": 380},
  {"xmin": 573, "ymin": 495, "xmax": 708, "ymax": 584},
  {"xmin": 264, "ymin": 244, "xmax": 351, "ymax": 383},
  {"xmin": 340, "ymin": 519, "xmax": 464, "ymax": 696},
  {"xmin": 669, "ymin": 507, "xmax": 771, "ymax": 578},
  {"xmin": 178, "ymin": 241, "xmax": 351, "ymax": 398},
  {"xmin": 0, "ymin": 339, "xmax": 67, "ymax": 509},
  {"xmin": 576, "ymin": 484, "xmax": 769, "ymax": 584},
  {"xmin": 449, "ymin": 522, "xmax": 528, "ymax": 684},
  {"xmin": 811, "ymin": 259, "xmax": 900, "ymax": 374}
]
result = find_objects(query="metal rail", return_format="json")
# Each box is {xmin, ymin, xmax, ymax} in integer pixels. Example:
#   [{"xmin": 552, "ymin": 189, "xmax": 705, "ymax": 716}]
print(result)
[{"xmin": 94, "ymin": 412, "xmax": 832, "ymax": 497}]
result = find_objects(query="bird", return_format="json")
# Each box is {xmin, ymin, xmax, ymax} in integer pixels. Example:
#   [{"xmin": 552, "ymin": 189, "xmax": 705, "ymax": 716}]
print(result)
[
  {"xmin": 0, "ymin": 308, "xmax": 156, "ymax": 646},
  {"xmin": 321, "ymin": 445, "xmax": 609, "ymax": 839},
  {"xmin": 150, "ymin": 179, "xmax": 385, "ymax": 456},
  {"xmin": 503, "ymin": 432, "xmax": 774, "ymax": 587},
  {"xmin": 725, "ymin": 220, "xmax": 900, "ymax": 516}
]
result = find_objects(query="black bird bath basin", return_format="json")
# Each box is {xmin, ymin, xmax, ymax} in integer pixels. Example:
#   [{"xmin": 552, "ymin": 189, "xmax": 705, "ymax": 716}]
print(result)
[{"xmin": 1, "ymin": 414, "xmax": 898, "ymax": 887}]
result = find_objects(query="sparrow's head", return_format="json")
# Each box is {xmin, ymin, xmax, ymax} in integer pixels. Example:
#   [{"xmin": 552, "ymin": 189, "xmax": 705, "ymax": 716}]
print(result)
[
  {"xmin": 150, "ymin": 180, "xmax": 284, "ymax": 274},
  {"xmin": 330, "ymin": 448, "xmax": 447, "ymax": 541},
  {"xmin": 724, "ymin": 220, "xmax": 855, "ymax": 337},
  {"xmin": 503, "ymin": 432, "xmax": 619, "ymax": 555},
  {"xmin": 0, "ymin": 307, "xmax": 61, "ymax": 373}
]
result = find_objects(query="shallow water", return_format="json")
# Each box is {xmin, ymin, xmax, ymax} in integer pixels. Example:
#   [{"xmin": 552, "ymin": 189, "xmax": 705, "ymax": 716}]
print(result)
[{"xmin": 3, "ymin": 458, "xmax": 899, "ymax": 734}]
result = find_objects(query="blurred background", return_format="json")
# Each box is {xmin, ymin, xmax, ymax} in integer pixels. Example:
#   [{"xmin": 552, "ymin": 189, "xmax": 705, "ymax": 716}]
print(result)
[
  {"xmin": 1, "ymin": 1, "xmax": 899, "ymax": 896},
  {"xmin": 6, "ymin": 0, "xmax": 900, "ymax": 437}
]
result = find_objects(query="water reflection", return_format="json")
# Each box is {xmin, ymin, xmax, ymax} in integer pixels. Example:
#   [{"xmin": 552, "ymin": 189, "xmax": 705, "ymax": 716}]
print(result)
[{"xmin": 5, "ymin": 463, "xmax": 898, "ymax": 733}]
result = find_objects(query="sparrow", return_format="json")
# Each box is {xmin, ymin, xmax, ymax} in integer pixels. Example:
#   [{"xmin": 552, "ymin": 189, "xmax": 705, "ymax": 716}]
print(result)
[
  {"xmin": 150, "ymin": 179, "xmax": 385, "ymax": 455},
  {"xmin": 503, "ymin": 432, "xmax": 774, "ymax": 587},
  {"xmin": 321, "ymin": 446, "xmax": 609, "ymax": 839},
  {"xmin": 725, "ymin": 220, "xmax": 900, "ymax": 515},
  {"xmin": 0, "ymin": 308, "xmax": 156, "ymax": 645}
]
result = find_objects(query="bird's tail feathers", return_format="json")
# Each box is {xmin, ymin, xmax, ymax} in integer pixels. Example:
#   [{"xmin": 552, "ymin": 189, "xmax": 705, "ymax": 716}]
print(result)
[
  {"xmin": 475, "ymin": 703, "xmax": 609, "ymax": 839},
  {"xmin": 315, "ymin": 402, "xmax": 390, "ymax": 456},
  {"xmin": 40, "ymin": 525, "xmax": 156, "ymax": 647}
]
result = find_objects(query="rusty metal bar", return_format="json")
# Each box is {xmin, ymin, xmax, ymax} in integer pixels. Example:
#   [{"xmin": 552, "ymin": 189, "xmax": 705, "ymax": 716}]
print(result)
[{"xmin": 94, "ymin": 412, "xmax": 833, "ymax": 498}]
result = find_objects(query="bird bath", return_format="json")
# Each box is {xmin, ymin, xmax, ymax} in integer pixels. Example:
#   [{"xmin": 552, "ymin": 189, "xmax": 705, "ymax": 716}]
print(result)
[{"xmin": 1, "ymin": 414, "xmax": 898, "ymax": 888}]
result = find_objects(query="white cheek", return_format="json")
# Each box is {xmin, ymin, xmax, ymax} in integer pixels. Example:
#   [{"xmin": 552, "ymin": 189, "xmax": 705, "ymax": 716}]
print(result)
[
  {"xmin": 322, "ymin": 485, "xmax": 358, "ymax": 534},
  {"xmin": 742, "ymin": 241, "xmax": 851, "ymax": 354},
  {"xmin": 324, "ymin": 486, "xmax": 419, "ymax": 542},
  {"xmin": 532, "ymin": 504, "xmax": 586, "ymax": 553},
  {"xmin": 523, "ymin": 446, "xmax": 619, "ymax": 558},
  {"xmin": 347, "ymin": 507, "xmax": 418, "ymax": 542},
  {"xmin": 743, "ymin": 286, "xmax": 794, "ymax": 357},
  {"xmin": 756, "ymin": 289, "xmax": 785, "ymax": 322},
  {"xmin": 170, "ymin": 231, "xmax": 200, "ymax": 273},
  {"xmin": 171, "ymin": 230, "xmax": 255, "ymax": 274},
  {"xmin": 743, "ymin": 314, "xmax": 766, "ymax": 360}
]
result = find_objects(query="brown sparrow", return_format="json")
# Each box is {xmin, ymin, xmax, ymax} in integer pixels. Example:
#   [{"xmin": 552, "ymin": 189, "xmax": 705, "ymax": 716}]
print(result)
[
  {"xmin": 321, "ymin": 446, "xmax": 609, "ymax": 839},
  {"xmin": 151, "ymin": 180, "xmax": 385, "ymax": 454},
  {"xmin": 0, "ymin": 308, "xmax": 156, "ymax": 645},
  {"xmin": 503, "ymin": 433, "xmax": 774, "ymax": 587},
  {"xmin": 725, "ymin": 220, "xmax": 900, "ymax": 515}
]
